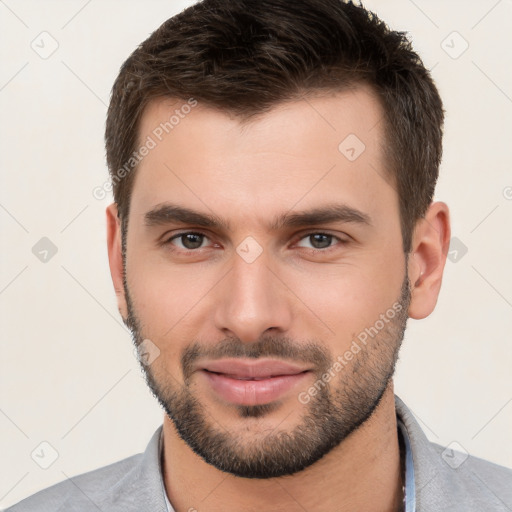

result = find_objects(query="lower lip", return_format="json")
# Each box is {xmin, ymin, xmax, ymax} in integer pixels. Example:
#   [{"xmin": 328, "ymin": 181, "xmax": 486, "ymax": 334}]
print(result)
[{"xmin": 201, "ymin": 370, "xmax": 310, "ymax": 406}]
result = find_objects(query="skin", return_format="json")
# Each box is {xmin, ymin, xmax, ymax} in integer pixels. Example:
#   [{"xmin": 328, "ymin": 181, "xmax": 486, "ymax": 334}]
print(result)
[{"xmin": 107, "ymin": 86, "xmax": 450, "ymax": 511}]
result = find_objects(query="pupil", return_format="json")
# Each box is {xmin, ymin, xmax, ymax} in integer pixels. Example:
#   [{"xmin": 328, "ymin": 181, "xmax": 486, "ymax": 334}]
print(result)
[
  {"xmin": 183, "ymin": 233, "xmax": 203, "ymax": 249},
  {"xmin": 311, "ymin": 234, "xmax": 331, "ymax": 249}
]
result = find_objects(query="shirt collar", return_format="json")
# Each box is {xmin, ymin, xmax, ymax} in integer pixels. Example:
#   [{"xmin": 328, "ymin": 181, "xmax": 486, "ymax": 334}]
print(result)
[
  {"xmin": 164, "ymin": 489, "xmax": 173, "ymax": 512},
  {"xmin": 158, "ymin": 432, "xmax": 174, "ymax": 512},
  {"xmin": 398, "ymin": 416, "xmax": 417, "ymax": 512}
]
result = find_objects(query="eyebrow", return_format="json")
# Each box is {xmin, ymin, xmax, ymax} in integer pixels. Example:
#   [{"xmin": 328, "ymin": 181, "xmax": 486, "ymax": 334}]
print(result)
[{"xmin": 144, "ymin": 203, "xmax": 372, "ymax": 231}]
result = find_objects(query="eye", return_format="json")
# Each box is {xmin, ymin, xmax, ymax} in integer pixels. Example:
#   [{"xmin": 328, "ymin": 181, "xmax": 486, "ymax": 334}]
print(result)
[
  {"xmin": 167, "ymin": 232, "xmax": 210, "ymax": 250},
  {"xmin": 295, "ymin": 232, "xmax": 345, "ymax": 250},
  {"xmin": 162, "ymin": 231, "xmax": 347, "ymax": 254}
]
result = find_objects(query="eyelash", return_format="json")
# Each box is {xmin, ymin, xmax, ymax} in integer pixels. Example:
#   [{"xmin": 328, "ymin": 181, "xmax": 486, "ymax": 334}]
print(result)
[{"xmin": 161, "ymin": 231, "xmax": 349, "ymax": 254}]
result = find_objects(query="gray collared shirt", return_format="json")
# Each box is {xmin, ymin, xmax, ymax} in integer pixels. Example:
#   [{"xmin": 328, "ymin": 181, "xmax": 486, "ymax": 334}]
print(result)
[{"xmin": 8, "ymin": 395, "xmax": 512, "ymax": 511}]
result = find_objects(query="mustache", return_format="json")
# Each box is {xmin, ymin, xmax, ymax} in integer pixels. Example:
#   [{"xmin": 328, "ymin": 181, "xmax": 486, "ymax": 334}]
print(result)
[{"xmin": 181, "ymin": 336, "xmax": 331, "ymax": 381}]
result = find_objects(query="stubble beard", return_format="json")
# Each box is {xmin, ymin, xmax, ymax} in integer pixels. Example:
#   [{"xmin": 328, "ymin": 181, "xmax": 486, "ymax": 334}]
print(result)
[{"xmin": 123, "ymin": 269, "xmax": 411, "ymax": 478}]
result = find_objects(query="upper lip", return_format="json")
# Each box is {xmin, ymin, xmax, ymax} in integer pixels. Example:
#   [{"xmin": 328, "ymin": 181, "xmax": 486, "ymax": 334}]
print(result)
[{"xmin": 200, "ymin": 358, "xmax": 310, "ymax": 379}]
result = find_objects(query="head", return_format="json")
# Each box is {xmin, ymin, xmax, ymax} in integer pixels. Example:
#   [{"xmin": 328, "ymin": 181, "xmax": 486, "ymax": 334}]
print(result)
[{"xmin": 105, "ymin": 0, "xmax": 450, "ymax": 478}]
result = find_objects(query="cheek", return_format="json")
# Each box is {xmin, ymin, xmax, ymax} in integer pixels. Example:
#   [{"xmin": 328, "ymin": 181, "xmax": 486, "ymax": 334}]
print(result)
[
  {"xmin": 130, "ymin": 272, "xmax": 203, "ymax": 331},
  {"xmin": 283, "ymin": 261, "xmax": 405, "ymax": 349},
  {"xmin": 127, "ymin": 232, "xmax": 202, "ymax": 315},
  {"xmin": 126, "ymin": 249, "xmax": 223, "ymax": 354}
]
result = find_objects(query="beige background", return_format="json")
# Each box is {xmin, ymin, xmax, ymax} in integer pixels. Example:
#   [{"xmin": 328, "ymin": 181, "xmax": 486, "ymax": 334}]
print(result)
[{"xmin": 1, "ymin": 0, "xmax": 511, "ymax": 508}]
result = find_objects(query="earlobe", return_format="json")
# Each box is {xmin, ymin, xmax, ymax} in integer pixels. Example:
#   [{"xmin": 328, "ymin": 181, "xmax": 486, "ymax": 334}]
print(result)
[
  {"xmin": 407, "ymin": 202, "xmax": 451, "ymax": 320},
  {"xmin": 106, "ymin": 203, "xmax": 128, "ymax": 321}
]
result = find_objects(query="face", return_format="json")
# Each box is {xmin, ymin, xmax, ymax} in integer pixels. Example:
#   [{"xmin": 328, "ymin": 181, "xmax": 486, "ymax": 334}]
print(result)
[{"xmin": 116, "ymin": 87, "xmax": 412, "ymax": 478}]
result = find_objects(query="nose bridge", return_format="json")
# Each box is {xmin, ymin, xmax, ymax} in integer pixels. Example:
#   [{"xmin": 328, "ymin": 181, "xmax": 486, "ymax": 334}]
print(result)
[{"xmin": 214, "ymin": 247, "xmax": 292, "ymax": 342}]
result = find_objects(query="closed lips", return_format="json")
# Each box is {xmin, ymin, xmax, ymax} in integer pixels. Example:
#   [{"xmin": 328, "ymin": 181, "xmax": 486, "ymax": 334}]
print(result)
[
  {"xmin": 200, "ymin": 358, "xmax": 310, "ymax": 379},
  {"xmin": 198, "ymin": 359, "xmax": 312, "ymax": 406}
]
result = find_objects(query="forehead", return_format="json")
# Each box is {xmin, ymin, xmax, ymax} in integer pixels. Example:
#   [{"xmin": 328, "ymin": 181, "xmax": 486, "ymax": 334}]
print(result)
[
  {"xmin": 129, "ymin": 86, "xmax": 396, "ymax": 229},
  {"xmin": 137, "ymin": 85, "xmax": 385, "ymax": 152}
]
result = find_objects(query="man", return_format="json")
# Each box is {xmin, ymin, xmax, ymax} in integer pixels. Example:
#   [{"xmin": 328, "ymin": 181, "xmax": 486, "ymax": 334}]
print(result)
[{"xmin": 7, "ymin": 0, "xmax": 511, "ymax": 511}]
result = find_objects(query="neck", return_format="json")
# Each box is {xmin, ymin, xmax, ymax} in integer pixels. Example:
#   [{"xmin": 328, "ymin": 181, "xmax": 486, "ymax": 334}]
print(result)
[{"xmin": 162, "ymin": 382, "xmax": 403, "ymax": 512}]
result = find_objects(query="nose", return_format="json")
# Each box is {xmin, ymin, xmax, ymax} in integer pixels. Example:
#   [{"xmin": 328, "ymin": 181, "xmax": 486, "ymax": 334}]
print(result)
[{"xmin": 213, "ymin": 249, "xmax": 293, "ymax": 343}]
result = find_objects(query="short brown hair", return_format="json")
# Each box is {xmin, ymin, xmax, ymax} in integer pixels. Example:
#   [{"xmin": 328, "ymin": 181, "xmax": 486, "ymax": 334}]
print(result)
[{"xmin": 105, "ymin": 0, "xmax": 443, "ymax": 252}]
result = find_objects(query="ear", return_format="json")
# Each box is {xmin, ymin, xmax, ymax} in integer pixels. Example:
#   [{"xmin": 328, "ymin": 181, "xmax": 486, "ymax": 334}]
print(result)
[
  {"xmin": 407, "ymin": 201, "xmax": 451, "ymax": 319},
  {"xmin": 106, "ymin": 203, "xmax": 128, "ymax": 322}
]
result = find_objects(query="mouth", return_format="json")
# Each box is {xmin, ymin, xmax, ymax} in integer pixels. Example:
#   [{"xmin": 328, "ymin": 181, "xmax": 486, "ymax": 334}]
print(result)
[{"xmin": 198, "ymin": 358, "xmax": 312, "ymax": 406}]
